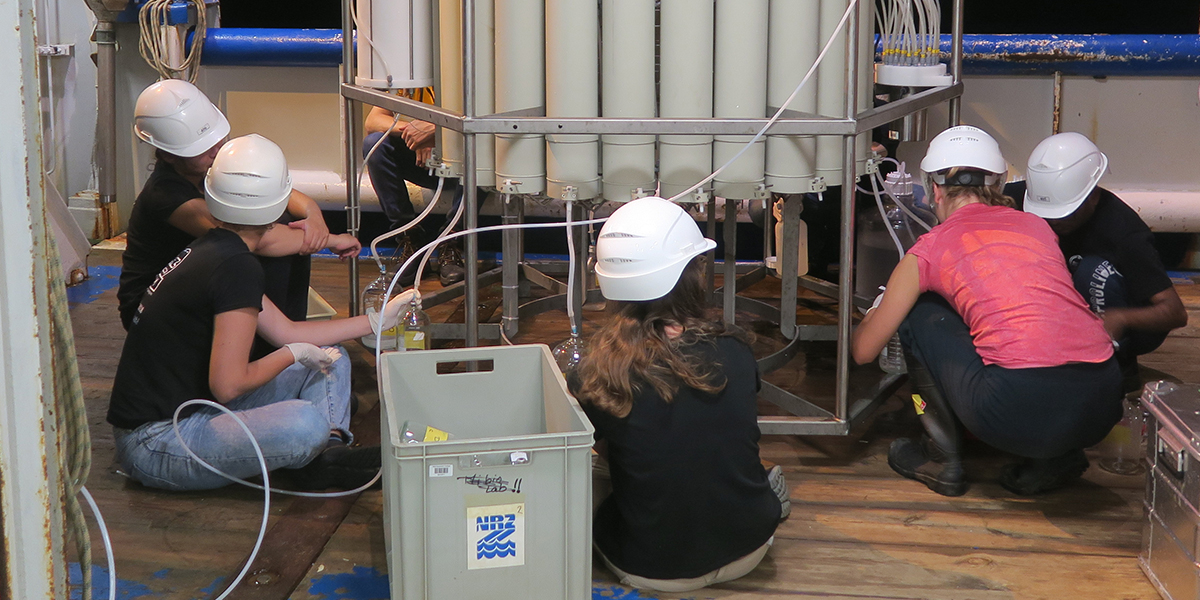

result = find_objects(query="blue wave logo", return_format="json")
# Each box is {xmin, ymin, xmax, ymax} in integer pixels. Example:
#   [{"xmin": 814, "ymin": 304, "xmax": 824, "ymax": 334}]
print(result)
[
  {"xmin": 475, "ymin": 514, "xmax": 518, "ymax": 560},
  {"xmin": 477, "ymin": 540, "xmax": 517, "ymax": 559}
]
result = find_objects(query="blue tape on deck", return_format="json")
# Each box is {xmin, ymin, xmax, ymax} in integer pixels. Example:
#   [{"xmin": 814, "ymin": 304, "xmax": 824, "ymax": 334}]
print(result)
[{"xmin": 66, "ymin": 266, "xmax": 121, "ymax": 305}]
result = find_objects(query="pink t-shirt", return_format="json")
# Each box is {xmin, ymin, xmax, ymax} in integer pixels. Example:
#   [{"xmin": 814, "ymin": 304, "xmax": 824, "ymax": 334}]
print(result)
[{"xmin": 908, "ymin": 203, "xmax": 1113, "ymax": 369}]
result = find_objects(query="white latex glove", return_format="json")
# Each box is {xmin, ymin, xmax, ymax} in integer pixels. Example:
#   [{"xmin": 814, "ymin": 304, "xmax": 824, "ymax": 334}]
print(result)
[
  {"xmin": 287, "ymin": 343, "xmax": 342, "ymax": 373},
  {"xmin": 368, "ymin": 289, "xmax": 420, "ymax": 334},
  {"xmin": 862, "ymin": 286, "xmax": 886, "ymax": 316}
]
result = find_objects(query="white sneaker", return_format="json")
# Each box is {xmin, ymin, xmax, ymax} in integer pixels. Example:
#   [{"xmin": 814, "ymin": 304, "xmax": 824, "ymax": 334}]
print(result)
[{"xmin": 767, "ymin": 465, "xmax": 791, "ymax": 521}]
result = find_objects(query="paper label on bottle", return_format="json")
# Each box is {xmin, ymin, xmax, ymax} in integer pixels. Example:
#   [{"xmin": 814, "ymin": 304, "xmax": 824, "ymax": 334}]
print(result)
[
  {"xmin": 422, "ymin": 426, "xmax": 450, "ymax": 442},
  {"xmin": 404, "ymin": 330, "xmax": 426, "ymax": 350}
]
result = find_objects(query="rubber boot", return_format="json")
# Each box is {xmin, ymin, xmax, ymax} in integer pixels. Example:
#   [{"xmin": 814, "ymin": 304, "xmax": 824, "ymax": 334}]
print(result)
[{"xmin": 887, "ymin": 351, "xmax": 967, "ymax": 496}]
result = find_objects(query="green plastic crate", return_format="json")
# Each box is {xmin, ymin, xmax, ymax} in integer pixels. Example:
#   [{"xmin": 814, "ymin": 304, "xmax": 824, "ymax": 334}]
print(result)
[{"xmin": 379, "ymin": 344, "xmax": 595, "ymax": 600}]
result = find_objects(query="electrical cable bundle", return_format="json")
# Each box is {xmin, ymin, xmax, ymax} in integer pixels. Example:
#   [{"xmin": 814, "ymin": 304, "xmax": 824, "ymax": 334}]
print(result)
[
  {"xmin": 876, "ymin": 0, "xmax": 941, "ymax": 67},
  {"xmin": 138, "ymin": 0, "xmax": 207, "ymax": 83}
]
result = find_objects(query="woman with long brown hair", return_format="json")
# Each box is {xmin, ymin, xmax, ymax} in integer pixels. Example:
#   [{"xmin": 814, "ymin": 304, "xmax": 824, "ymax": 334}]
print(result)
[{"xmin": 571, "ymin": 197, "xmax": 787, "ymax": 593}]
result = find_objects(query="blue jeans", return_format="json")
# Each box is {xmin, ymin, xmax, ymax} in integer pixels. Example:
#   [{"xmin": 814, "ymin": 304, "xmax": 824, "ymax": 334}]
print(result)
[
  {"xmin": 364, "ymin": 131, "xmax": 456, "ymax": 230},
  {"xmin": 113, "ymin": 351, "xmax": 353, "ymax": 491}
]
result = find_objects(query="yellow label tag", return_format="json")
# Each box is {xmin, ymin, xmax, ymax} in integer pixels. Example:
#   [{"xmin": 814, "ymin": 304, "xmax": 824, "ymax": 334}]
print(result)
[
  {"xmin": 381, "ymin": 325, "xmax": 399, "ymax": 336},
  {"xmin": 423, "ymin": 426, "xmax": 450, "ymax": 442},
  {"xmin": 404, "ymin": 330, "xmax": 426, "ymax": 350},
  {"xmin": 912, "ymin": 394, "xmax": 927, "ymax": 416}
]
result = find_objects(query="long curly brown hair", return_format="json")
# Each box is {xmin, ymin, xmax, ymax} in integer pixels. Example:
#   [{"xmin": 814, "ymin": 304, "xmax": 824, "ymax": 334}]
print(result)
[{"xmin": 574, "ymin": 257, "xmax": 742, "ymax": 418}]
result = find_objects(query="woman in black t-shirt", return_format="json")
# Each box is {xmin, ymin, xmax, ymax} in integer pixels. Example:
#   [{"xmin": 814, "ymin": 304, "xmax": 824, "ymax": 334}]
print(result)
[{"xmin": 570, "ymin": 197, "xmax": 787, "ymax": 593}]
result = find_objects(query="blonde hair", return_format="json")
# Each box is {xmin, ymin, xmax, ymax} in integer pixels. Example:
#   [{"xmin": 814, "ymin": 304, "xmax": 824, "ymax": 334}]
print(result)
[{"xmin": 938, "ymin": 167, "xmax": 1014, "ymax": 208}]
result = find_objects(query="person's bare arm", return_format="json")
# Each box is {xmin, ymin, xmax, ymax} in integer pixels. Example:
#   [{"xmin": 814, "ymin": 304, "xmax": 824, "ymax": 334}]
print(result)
[
  {"xmin": 209, "ymin": 307, "xmax": 296, "ymax": 403},
  {"xmin": 166, "ymin": 198, "xmax": 220, "ymax": 238},
  {"xmin": 365, "ymin": 105, "xmax": 410, "ymax": 136},
  {"xmin": 284, "ymin": 190, "xmax": 330, "ymax": 254},
  {"xmin": 256, "ymin": 226, "xmax": 360, "ymax": 259},
  {"xmin": 851, "ymin": 255, "xmax": 922, "ymax": 365},
  {"xmin": 255, "ymin": 295, "xmax": 375, "ymax": 347},
  {"xmin": 1102, "ymin": 287, "xmax": 1188, "ymax": 341}
]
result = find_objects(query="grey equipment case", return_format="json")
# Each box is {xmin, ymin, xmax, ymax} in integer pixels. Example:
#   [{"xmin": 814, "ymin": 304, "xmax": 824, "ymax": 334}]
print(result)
[{"xmin": 1142, "ymin": 381, "xmax": 1200, "ymax": 600}]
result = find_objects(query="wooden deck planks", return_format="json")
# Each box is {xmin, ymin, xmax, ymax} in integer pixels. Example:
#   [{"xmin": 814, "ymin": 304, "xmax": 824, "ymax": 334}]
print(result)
[{"xmin": 70, "ymin": 251, "xmax": 1173, "ymax": 599}]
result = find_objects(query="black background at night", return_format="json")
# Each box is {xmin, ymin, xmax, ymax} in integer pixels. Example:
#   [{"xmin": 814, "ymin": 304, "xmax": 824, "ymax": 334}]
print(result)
[{"xmin": 218, "ymin": 1, "xmax": 1200, "ymax": 34}]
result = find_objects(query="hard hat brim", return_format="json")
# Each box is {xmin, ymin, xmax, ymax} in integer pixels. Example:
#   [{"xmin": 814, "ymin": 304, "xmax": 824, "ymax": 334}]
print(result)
[
  {"xmin": 596, "ymin": 238, "xmax": 716, "ymax": 301},
  {"xmin": 1023, "ymin": 190, "xmax": 1086, "ymax": 220}
]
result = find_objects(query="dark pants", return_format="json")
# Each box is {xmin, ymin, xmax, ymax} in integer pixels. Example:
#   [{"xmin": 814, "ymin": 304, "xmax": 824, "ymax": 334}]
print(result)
[
  {"xmin": 1071, "ymin": 255, "xmax": 1168, "ymax": 363},
  {"xmin": 899, "ymin": 294, "xmax": 1123, "ymax": 459},
  {"xmin": 363, "ymin": 131, "xmax": 459, "ymax": 246}
]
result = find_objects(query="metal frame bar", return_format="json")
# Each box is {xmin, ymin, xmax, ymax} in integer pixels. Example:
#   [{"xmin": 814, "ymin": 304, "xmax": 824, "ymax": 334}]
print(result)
[
  {"xmin": 341, "ymin": 82, "xmax": 959, "ymax": 136},
  {"xmin": 339, "ymin": 0, "xmax": 964, "ymax": 436}
]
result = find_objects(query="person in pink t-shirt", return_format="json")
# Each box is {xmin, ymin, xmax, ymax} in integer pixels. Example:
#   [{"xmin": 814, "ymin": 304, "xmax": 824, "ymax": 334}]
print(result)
[{"xmin": 851, "ymin": 126, "xmax": 1121, "ymax": 497}]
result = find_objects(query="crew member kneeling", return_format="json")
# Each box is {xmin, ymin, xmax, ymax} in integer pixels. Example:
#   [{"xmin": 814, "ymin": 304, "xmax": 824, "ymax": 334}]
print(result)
[{"xmin": 570, "ymin": 198, "xmax": 789, "ymax": 593}]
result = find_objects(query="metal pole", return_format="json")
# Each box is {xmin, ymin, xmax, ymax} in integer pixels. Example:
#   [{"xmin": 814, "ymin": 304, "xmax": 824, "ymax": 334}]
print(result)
[
  {"xmin": 95, "ymin": 20, "xmax": 117, "ymax": 235},
  {"xmin": 463, "ymin": 0, "xmax": 479, "ymax": 346},
  {"xmin": 948, "ymin": 0, "xmax": 964, "ymax": 126},
  {"xmin": 723, "ymin": 199, "xmax": 737, "ymax": 324},
  {"xmin": 342, "ymin": 0, "xmax": 361, "ymax": 315},
  {"xmin": 837, "ymin": 0, "xmax": 861, "ymax": 423}
]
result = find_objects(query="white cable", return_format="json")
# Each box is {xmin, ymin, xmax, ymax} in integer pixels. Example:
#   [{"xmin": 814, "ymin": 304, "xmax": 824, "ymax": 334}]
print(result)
[
  {"xmin": 413, "ymin": 185, "xmax": 467, "ymax": 286},
  {"xmin": 665, "ymin": 0, "xmax": 860, "ymax": 203},
  {"xmin": 171, "ymin": 399, "xmax": 271, "ymax": 600},
  {"xmin": 874, "ymin": 170, "xmax": 934, "ymax": 232},
  {"xmin": 79, "ymin": 487, "xmax": 116, "ymax": 600},
  {"xmin": 371, "ymin": 217, "xmax": 611, "ymax": 374},
  {"xmin": 869, "ymin": 170, "xmax": 906, "ymax": 259},
  {"xmin": 565, "ymin": 200, "xmax": 578, "ymax": 336}
]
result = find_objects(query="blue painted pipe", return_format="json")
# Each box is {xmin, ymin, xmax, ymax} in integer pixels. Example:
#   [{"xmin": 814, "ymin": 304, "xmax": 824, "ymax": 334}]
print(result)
[
  {"xmin": 194, "ymin": 29, "xmax": 1200, "ymax": 76},
  {"xmin": 190, "ymin": 29, "xmax": 350, "ymax": 67},
  {"xmin": 946, "ymin": 34, "xmax": 1200, "ymax": 77}
]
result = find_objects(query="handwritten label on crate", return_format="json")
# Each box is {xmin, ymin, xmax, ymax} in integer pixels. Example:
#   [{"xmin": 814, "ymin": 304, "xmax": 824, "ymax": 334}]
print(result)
[
  {"xmin": 459, "ymin": 474, "xmax": 522, "ymax": 493},
  {"xmin": 466, "ymin": 503, "xmax": 525, "ymax": 570}
]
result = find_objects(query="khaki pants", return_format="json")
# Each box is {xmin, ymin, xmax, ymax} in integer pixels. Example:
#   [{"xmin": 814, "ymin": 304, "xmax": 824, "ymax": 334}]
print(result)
[{"xmin": 598, "ymin": 538, "xmax": 773, "ymax": 593}]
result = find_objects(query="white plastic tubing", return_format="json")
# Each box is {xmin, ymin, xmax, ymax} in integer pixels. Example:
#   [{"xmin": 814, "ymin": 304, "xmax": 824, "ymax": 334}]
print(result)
[
  {"xmin": 766, "ymin": 0, "xmax": 821, "ymax": 193},
  {"xmin": 493, "ymin": 0, "xmax": 545, "ymax": 193},
  {"xmin": 600, "ymin": 0, "xmax": 654, "ymax": 202},
  {"xmin": 432, "ymin": 0, "xmax": 875, "ymax": 200},
  {"xmin": 545, "ymin": 0, "xmax": 601, "ymax": 200},
  {"xmin": 437, "ymin": 0, "xmax": 495, "ymax": 182},
  {"xmin": 658, "ymin": 0, "xmax": 714, "ymax": 200},
  {"xmin": 355, "ymin": 0, "xmax": 434, "ymax": 89},
  {"xmin": 712, "ymin": 0, "xmax": 769, "ymax": 200}
]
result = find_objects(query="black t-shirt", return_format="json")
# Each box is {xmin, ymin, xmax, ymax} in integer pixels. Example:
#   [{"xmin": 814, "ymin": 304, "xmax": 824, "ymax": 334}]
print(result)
[
  {"xmin": 1008, "ymin": 182, "xmax": 1172, "ymax": 306},
  {"xmin": 108, "ymin": 228, "xmax": 265, "ymax": 430},
  {"xmin": 118, "ymin": 160, "xmax": 203, "ymax": 329},
  {"xmin": 117, "ymin": 161, "xmax": 310, "ymax": 330},
  {"xmin": 578, "ymin": 336, "xmax": 780, "ymax": 580}
]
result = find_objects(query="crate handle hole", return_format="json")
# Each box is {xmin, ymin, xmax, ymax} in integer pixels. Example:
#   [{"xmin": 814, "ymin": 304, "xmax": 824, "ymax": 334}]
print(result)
[{"xmin": 436, "ymin": 359, "xmax": 495, "ymax": 375}]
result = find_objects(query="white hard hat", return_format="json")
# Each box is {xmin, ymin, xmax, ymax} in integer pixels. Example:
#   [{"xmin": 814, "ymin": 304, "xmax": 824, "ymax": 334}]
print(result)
[
  {"xmin": 204, "ymin": 134, "xmax": 292, "ymax": 226},
  {"xmin": 920, "ymin": 125, "xmax": 1008, "ymax": 186},
  {"xmin": 595, "ymin": 197, "xmax": 717, "ymax": 302},
  {"xmin": 1022, "ymin": 132, "xmax": 1109, "ymax": 219},
  {"xmin": 133, "ymin": 79, "xmax": 230, "ymax": 158}
]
